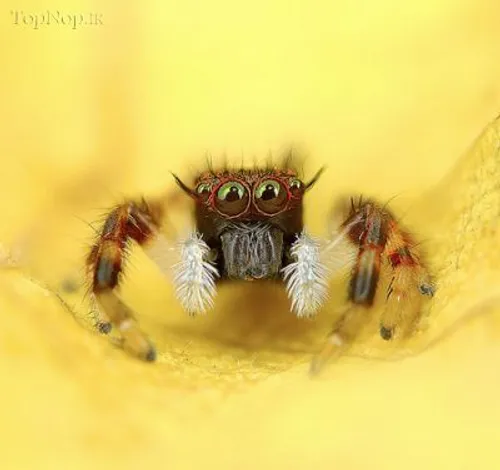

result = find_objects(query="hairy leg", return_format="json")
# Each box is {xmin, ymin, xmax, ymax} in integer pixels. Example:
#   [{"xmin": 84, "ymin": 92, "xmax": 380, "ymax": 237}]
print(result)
[
  {"xmin": 381, "ymin": 224, "xmax": 435, "ymax": 339},
  {"xmin": 87, "ymin": 199, "xmax": 164, "ymax": 361},
  {"xmin": 310, "ymin": 196, "xmax": 435, "ymax": 375}
]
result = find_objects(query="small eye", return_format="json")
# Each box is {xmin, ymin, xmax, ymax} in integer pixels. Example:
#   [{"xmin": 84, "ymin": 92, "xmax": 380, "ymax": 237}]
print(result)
[
  {"xmin": 214, "ymin": 180, "xmax": 250, "ymax": 217},
  {"xmin": 196, "ymin": 182, "xmax": 211, "ymax": 194},
  {"xmin": 254, "ymin": 179, "xmax": 288, "ymax": 215},
  {"xmin": 255, "ymin": 180, "xmax": 281, "ymax": 200},
  {"xmin": 290, "ymin": 178, "xmax": 302, "ymax": 190}
]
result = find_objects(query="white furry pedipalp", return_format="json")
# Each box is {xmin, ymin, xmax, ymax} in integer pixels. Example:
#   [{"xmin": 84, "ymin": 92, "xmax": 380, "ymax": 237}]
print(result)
[
  {"xmin": 281, "ymin": 232, "xmax": 330, "ymax": 318},
  {"xmin": 171, "ymin": 232, "xmax": 219, "ymax": 315}
]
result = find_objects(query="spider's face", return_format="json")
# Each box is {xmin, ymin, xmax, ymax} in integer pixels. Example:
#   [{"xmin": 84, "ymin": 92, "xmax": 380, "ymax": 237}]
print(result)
[{"xmin": 174, "ymin": 167, "xmax": 322, "ymax": 281}]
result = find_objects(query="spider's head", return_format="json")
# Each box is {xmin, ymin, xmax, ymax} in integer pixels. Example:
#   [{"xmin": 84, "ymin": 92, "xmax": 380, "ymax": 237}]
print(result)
[{"xmin": 172, "ymin": 166, "xmax": 324, "ymax": 280}]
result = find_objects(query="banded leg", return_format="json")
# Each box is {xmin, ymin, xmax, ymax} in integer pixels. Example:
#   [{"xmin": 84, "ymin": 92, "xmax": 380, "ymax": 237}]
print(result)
[
  {"xmin": 87, "ymin": 198, "xmax": 164, "ymax": 361},
  {"xmin": 310, "ymin": 199, "xmax": 388, "ymax": 374},
  {"xmin": 310, "ymin": 197, "xmax": 435, "ymax": 375}
]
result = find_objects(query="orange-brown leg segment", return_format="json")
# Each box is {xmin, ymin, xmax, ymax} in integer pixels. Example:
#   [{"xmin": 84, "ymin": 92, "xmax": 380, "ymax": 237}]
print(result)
[
  {"xmin": 310, "ymin": 197, "xmax": 435, "ymax": 375},
  {"xmin": 87, "ymin": 199, "xmax": 164, "ymax": 361},
  {"xmin": 381, "ymin": 228, "xmax": 435, "ymax": 339}
]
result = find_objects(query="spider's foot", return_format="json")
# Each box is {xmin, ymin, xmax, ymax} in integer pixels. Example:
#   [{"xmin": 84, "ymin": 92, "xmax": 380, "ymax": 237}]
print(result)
[
  {"xmin": 419, "ymin": 283, "xmax": 435, "ymax": 297},
  {"xmin": 309, "ymin": 332, "xmax": 345, "ymax": 377},
  {"xmin": 120, "ymin": 323, "xmax": 157, "ymax": 362},
  {"xmin": 97, "ymin": 321, "xmax": 112, "ymax": 335},
  {"xmin": 379, "ymin": 324, "xmax": 394, "ymax": 340},
  {"xmin": 145, "ymin": 347, "xmax": 157, "ymax": 362}
]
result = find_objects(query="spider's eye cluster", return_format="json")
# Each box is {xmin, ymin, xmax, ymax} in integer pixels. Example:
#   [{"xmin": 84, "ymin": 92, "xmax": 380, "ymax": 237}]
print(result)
[
  {"xmin": 254, "ymin": 179, "xmax": 288, "ymax": 215},
  {"xmin": 195, "ymin": 174, "xmax": 306, "ymax": 217},
  {"xmin": 215, "ymin": 180, "xmax": 250, "ymax": 216}
]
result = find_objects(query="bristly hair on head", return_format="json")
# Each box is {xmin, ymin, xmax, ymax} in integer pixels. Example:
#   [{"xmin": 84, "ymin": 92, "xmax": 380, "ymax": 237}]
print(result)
[
  {"xmin": 278, "ymin": 146, "xmax": 326, "ymax": 191},
  {"xmin": 171, "ymin": 147, "xmax": 325, "ymax": 197},
  {"xmin": 305, "ymin": 166, "xmax": 326, "ymax": 191},
  {"xmin": 279, "ymin": 146, "xmax": 304, "ymax": 174},
  {"xmin": 205, "ymin": 151, "xmax": 215, "ymax": 175},
  {"xmin": 171, "ymin": 172, "xmax": 196, "ymax": 198}
]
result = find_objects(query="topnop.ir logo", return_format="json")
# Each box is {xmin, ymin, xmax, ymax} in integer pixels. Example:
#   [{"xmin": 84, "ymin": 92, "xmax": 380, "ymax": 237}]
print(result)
[{"xmin": 10, "ymin": 10, "xmax": 103, "ymax": 29}]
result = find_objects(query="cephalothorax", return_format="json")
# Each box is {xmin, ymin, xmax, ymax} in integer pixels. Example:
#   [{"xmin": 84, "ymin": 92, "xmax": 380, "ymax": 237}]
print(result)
[
  {"xmin": 85, "ymin": 159, "xmax": 435, "ymax": 373},
  {"xmin": 172, "ymin": 166, "xmax": 320, "ymax": 283}
]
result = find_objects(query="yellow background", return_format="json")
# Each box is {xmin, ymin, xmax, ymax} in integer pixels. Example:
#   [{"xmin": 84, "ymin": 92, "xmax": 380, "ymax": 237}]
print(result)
[{"xmin": 1, "ymin": 1, "xmax": 500, "ymax": 469}]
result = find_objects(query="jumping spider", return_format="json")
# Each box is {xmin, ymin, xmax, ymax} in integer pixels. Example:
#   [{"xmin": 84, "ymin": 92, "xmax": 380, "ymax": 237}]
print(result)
[{"xmin": 86, "ymin": 159, "xmax": 435, "ymax": 373}]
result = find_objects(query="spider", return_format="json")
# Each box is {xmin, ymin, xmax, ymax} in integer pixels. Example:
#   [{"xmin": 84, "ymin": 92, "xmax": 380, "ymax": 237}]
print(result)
[{"xmin": 85, "ymin": 158, "xmax": 435, "ymax": 373}]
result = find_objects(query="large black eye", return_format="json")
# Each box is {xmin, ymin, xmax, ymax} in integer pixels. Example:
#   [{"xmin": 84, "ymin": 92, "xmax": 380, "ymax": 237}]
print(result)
[
  {"xmin": 214, "ymin": 181, "xmax": 249, "ymax": 216},
  {"xmin": 254, "ymin": 179, "xmax": 288, "ymax": 215}
]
